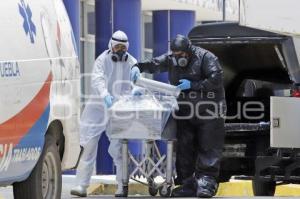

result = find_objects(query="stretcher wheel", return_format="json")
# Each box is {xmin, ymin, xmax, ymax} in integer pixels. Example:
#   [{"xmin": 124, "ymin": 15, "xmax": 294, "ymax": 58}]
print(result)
[
  {"xmin": 148, "ymin": 186, "xmax": 158, "ymax": 196},
  {"xmin": 159, "ymin": 185, "xmax": 171, "ymax": 197},
  {"xmin": 148, "ymin": 178, "xmax": 158, "ymax": 196}
]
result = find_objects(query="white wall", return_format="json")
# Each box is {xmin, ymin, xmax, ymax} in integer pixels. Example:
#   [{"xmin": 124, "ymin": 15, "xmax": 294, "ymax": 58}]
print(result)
[{"xmin": 240, "ymin": 0, "xmax": 300, "ymax": 36}]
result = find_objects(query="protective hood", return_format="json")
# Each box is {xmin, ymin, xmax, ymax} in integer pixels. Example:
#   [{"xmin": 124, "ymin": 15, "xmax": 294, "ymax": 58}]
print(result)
[{"xmin": 108, "ymin": 30, "xmax": 129, "ymax": 51}]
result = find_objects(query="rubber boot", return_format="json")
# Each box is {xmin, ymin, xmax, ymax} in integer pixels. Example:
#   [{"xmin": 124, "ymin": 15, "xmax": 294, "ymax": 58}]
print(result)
[
  {"xmin": 196, "ymin": 176, "xmax": 218, "ymax": 198},
  {"xmin": 171, "ymin": 177, "xmax": 196, "ymax": 197}
]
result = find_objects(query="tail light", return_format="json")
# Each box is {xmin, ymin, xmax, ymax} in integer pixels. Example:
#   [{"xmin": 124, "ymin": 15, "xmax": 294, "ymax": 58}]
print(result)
[
  {"xmin": 291, "ymin": 84, "xmax": 300, "ymax": 97},
  {"xmin": 291, "ymin": 89, "xmax": 300, "ymax": 97}
]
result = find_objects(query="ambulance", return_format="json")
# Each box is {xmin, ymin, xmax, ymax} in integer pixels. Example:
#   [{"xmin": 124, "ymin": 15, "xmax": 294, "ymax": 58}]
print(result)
[{"xmin": 0, "ymin": 0, "xmax": 81, "ymax": 198}]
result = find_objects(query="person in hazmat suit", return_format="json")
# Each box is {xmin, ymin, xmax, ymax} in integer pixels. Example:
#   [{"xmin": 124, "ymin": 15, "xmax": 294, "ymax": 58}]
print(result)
[
  {"xmin": 71, "ymin": 30, "xmax": 137, "ymax": 198},
  {"xmin": 130, "ymin": 34, "xmax": 226, "ymax": 198}
]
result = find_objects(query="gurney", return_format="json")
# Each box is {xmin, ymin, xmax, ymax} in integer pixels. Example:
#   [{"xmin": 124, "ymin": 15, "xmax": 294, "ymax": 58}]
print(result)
[{"xmin": 107, "ymin": 77, "xmax": 179, "ymax": 197}]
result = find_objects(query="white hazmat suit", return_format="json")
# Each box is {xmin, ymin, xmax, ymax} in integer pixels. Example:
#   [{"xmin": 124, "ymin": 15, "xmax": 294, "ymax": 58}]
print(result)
[{"xmin": 72, "ymin": 31, "xmax": 137, "ymax": 197}]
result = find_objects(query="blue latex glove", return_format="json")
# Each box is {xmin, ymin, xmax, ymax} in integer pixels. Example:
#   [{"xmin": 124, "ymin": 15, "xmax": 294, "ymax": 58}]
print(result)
[
  {"xmin": 177, "ymin": 79, "xmax": 191, "ymax": 90},
  {"xmin": 104, "ymin": 95, "xmax": 114, "ymax": 108},
  {"xmin": 130, "ymin": 66, "xmax": 141, "ymax": 82},
  {"xmin": 131, "ymin": 87, "xmax": 145, "ymax": 96}
]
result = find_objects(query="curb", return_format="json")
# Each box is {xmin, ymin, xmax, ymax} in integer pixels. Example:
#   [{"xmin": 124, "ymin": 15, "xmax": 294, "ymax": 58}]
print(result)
[{"xmin": 88, "ymin": 180, "xmax": 300, "ymax": 197}]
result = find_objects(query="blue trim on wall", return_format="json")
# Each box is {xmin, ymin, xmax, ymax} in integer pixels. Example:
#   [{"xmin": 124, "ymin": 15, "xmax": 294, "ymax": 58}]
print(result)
[{"xmin": 63, "ymin": 0, "xmax": 80, "ymax": 56}]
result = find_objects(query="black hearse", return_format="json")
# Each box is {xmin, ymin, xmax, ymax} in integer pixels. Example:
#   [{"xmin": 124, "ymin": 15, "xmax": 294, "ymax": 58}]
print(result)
[{"xmin": 189, "ymin": 22, "xmax": 300, "ymax": 196}]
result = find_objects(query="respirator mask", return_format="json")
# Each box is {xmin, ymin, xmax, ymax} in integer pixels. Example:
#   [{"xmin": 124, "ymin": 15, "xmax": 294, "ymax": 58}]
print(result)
[
  {"xmin": 172, "ymin": 54, "xmax": 189, "ymax": 67},
  {"xmin": 111, "ymin": 50, "xmax": 128, "ymax": 62}
]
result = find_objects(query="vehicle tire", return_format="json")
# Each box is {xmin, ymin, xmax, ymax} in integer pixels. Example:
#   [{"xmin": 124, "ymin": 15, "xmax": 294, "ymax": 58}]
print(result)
[
  {"xmin": 252, "ymin": 178, "xmax": 276, "ymax": 196},
  {"xmin": 13, "ymin": 135, "xmax": 62, "ymax": 199}
]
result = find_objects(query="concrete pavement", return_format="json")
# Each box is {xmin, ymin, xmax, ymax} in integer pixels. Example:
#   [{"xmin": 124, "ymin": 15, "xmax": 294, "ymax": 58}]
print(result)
[
  {"xmin": 2, "ymin": 175, "xmax": 300, "ymax": 199},
  {"xmin": 72, "ymin": 197, "xmax": 300, "ymax": 199}
]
